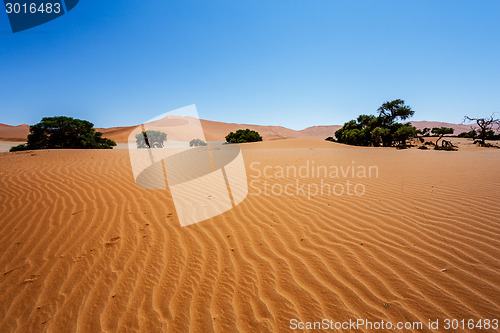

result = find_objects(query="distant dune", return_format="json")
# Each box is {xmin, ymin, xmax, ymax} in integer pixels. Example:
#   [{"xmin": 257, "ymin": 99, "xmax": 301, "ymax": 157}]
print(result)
[
  {"xmin": 409, "ymin": 120, "xmax": 479, "ymax": 134},
  {"xmin": 0, "ymin": 123, "xmax": 29, "ymax": 142},
  {"xmin": 0, "ymin": 119, "xmax": 489, "ymax": 143},
  {"xmin": 299, "ymin": 125, "xmax": 342, "ymax": 138},
  {"xmin": 95, "ymin": 126, "xmax": 137, "ymax": 143}
]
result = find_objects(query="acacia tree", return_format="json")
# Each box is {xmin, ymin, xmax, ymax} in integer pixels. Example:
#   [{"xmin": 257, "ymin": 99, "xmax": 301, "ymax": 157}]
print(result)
[
  {"xmin": 189, "ymin": 138, "xmax": 207, "ymax": 147},
  {"xmin": 463, "ymin": 115, "xmax": 500, "ymax": 146},
  {"xmin": 431, "ymin": 127, "xmax": 454, "ymax": 146},
  {"xmin": 421, "ymin": 127, "xmax": 431, "ymax": 136},
  {"xmin": 334, "ymin": 99, "xmax": 415, "ymax": 147},
  {"xmin": 10, "ymin": 116, "xmax": 116, "ymax": 151},
  {"xmin": 394, "ymin": 124, "xmax": 418, "ymax": 148},
  {"xmin": 225, "ymin": 129, "xmax": 262, "ymax": 143},
  {"xmin": 136, "ymin": 130, "xmax": 167, "ymax": 148}
]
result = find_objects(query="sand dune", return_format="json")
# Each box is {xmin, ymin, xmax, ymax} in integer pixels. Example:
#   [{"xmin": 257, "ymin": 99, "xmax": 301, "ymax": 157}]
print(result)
[
  {"xmin": 0, "ymin": 124, "xmax": 29, "ymax": 142},
  {"xmin": 95, "ymin": 126, "xmax": 137, "ymax": 143},
  {"xmin": 1, "ymin": 138, "xmax": 498, "ymax": 332},
  {"xmin": 299, "ymin": 125, "xmax": 342, "ymax": 139}
]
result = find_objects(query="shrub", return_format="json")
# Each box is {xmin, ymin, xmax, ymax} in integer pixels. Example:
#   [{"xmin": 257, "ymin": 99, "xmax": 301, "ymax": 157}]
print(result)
[
  {"xmin": 434, "ymin": 145, "xmax": 457, "ymax": 151},
  {"xmin": 9, "ymin": 144, "xmax": 30, "ymax": 152},
  {"xmin": 325, "ymin": 137, "xmax": 336, "ymax": 142},
  {"xmin": 458, "ymin": 130, "xmax": 477, "ymax": 139},
  {"xmin": 418, "ymin": 145, "xmax": 428, "ymax": 150},
  {"xmin": 225, "ymin": 129, "xmax": 263, "ymax": 143}
]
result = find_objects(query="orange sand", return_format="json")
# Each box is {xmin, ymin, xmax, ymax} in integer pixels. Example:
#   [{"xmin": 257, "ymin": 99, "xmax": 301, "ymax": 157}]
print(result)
[{"xmin": 0, "ymin": 139, "xmax": 499, "ymax": 332}]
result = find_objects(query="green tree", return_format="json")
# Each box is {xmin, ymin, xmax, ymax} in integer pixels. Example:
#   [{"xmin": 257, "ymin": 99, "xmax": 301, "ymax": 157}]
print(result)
[
  {"xmin": 421, "ymin": 127, "xmax": 431, "ymax": 136},
  {"xmin": 225, "ymin": 129, "xmax": 263, "ymax": 143},
  {"xmin": 10, "ymin": 116, "xmax": 116, "ymax": 152},
  {"xmin": 394, "ymin": 124, "xmax": 418, "ymax": 148},
  {"xmin": 431, "ymin": 127, "xmax": 454, "ymax": 146},
  {"xmin": 371, "ymin": 127, "xmax": 390, "ymax": 147},
  {"xmin": 334, "ymin": 99, "xmax": 415, "ymax": 147},
  {"xmin": 136, "ymin": 130, "xmax": 167, "ymax": 148}
]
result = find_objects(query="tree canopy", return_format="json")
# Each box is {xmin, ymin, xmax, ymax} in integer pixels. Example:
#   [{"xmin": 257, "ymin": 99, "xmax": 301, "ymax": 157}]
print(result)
[
  {"xmin": 10, "ymin": 116, "xmax": 116, "ymax": 152},
  {"xmin": 377, "ymin": 99, "xmax": 415, "ymax": 124},
  {"xmin": 225, "ymin": 129, "xmax": 263, "ymax": 143}
]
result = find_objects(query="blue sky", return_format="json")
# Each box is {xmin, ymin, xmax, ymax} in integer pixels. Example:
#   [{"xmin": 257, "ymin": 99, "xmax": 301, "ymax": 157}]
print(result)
[{"xmin": 1, "ymin": 0, "xmax": 499, "ymax": 130}]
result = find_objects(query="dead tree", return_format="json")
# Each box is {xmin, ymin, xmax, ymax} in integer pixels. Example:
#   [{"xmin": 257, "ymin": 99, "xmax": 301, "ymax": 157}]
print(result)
[{"xmin": 463, "ymin": 115, "xmax": 500, "ymax": 146}]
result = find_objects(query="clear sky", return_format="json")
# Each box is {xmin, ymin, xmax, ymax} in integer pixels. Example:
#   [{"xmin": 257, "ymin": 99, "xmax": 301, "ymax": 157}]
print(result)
[{"xmin": 1, "ymin": 0, "xmax": 499, "ymax": 130}]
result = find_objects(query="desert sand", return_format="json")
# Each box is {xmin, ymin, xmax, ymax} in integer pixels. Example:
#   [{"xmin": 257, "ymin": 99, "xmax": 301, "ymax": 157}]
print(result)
[{"xmin": 0, "ymin": 138, "xmax": 499, "ymax": 332}]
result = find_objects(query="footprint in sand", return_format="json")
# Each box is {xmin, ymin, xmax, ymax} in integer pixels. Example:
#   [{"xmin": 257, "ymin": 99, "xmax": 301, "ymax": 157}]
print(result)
[
  {"xmin": 22, "ymin": 274, "xmax": 40, "ymax": 284},
  {"xmin": 105, "ymin": 237, "xmax": 121, "ymax": 246}
]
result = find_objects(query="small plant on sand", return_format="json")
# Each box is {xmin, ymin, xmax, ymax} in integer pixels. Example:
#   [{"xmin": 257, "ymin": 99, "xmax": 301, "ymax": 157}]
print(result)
[
  {"xmin": 225, "ymin": 129, "xmax": 262, "ymax": 143},
  {"xmin": 325, "ymin": 137, "xmax": 336, "ymax": 142},
  {"xmin": 418, "ymin": 145, "xmax": 428, "ymax": 150},
  {"xmin": 10, "ymin": 116, "xmax": 116, "ymax": 152}
]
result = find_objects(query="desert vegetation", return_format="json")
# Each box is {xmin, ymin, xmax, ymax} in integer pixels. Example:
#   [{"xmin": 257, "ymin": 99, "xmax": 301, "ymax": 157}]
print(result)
[
  {"xmin": 10, "ymin": 116, "xmax": 116, "ymax": 152},
  {"xmin": 189, "ymin": 138, "xmax": 208, "ymax": 147},
  {"xmin": 225, "ymin": 129, "xmax": 263, "ymax": 143},
  {"xmin": 135, "ymin": 130, "xmax": 167, "ymax": 148},
  {"xmin": 333, "ymin": 99, "xmax": 417, "ymax": 148},
  {"xmin": 463, "ymin": 115, "xmax": 500, "ymax": 146}
]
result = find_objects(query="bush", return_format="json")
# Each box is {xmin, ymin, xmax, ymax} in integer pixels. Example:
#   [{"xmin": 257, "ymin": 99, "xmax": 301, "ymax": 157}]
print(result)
[
  {"xmin": 136, "ymin": 130, "xmax": 167, "ymax": 148},
  {"xmin": 458, "ymin": 130, "xmax": 477, "ymax": 139},
  {"xmin": 325, "ymin": 137, "xmax": 336, "ymax": 142},
  {"xmin": 485, "ymin": 130, "xmax": 500, "ymax": 140},
  {"xmin": 435, "ymin": 145, "xmax": 457, "ymax": 151},
  {"xmin": 189, "ymin": 138, "xmax": 208, "ymax": 147},
  {"xmin": 9, "ymin": 116, "xmax": 116, "ymax": 152},
  {"xmin": 225, "ymin": 129, "xmax": 263, "ymax": 143},
  {"xmin": 418, "ymin": 145, "xmax": 428, "ymax": 150},
  {"xmin": 9, "ymin": 144, "xmax": 29, "ymax": 152}
]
